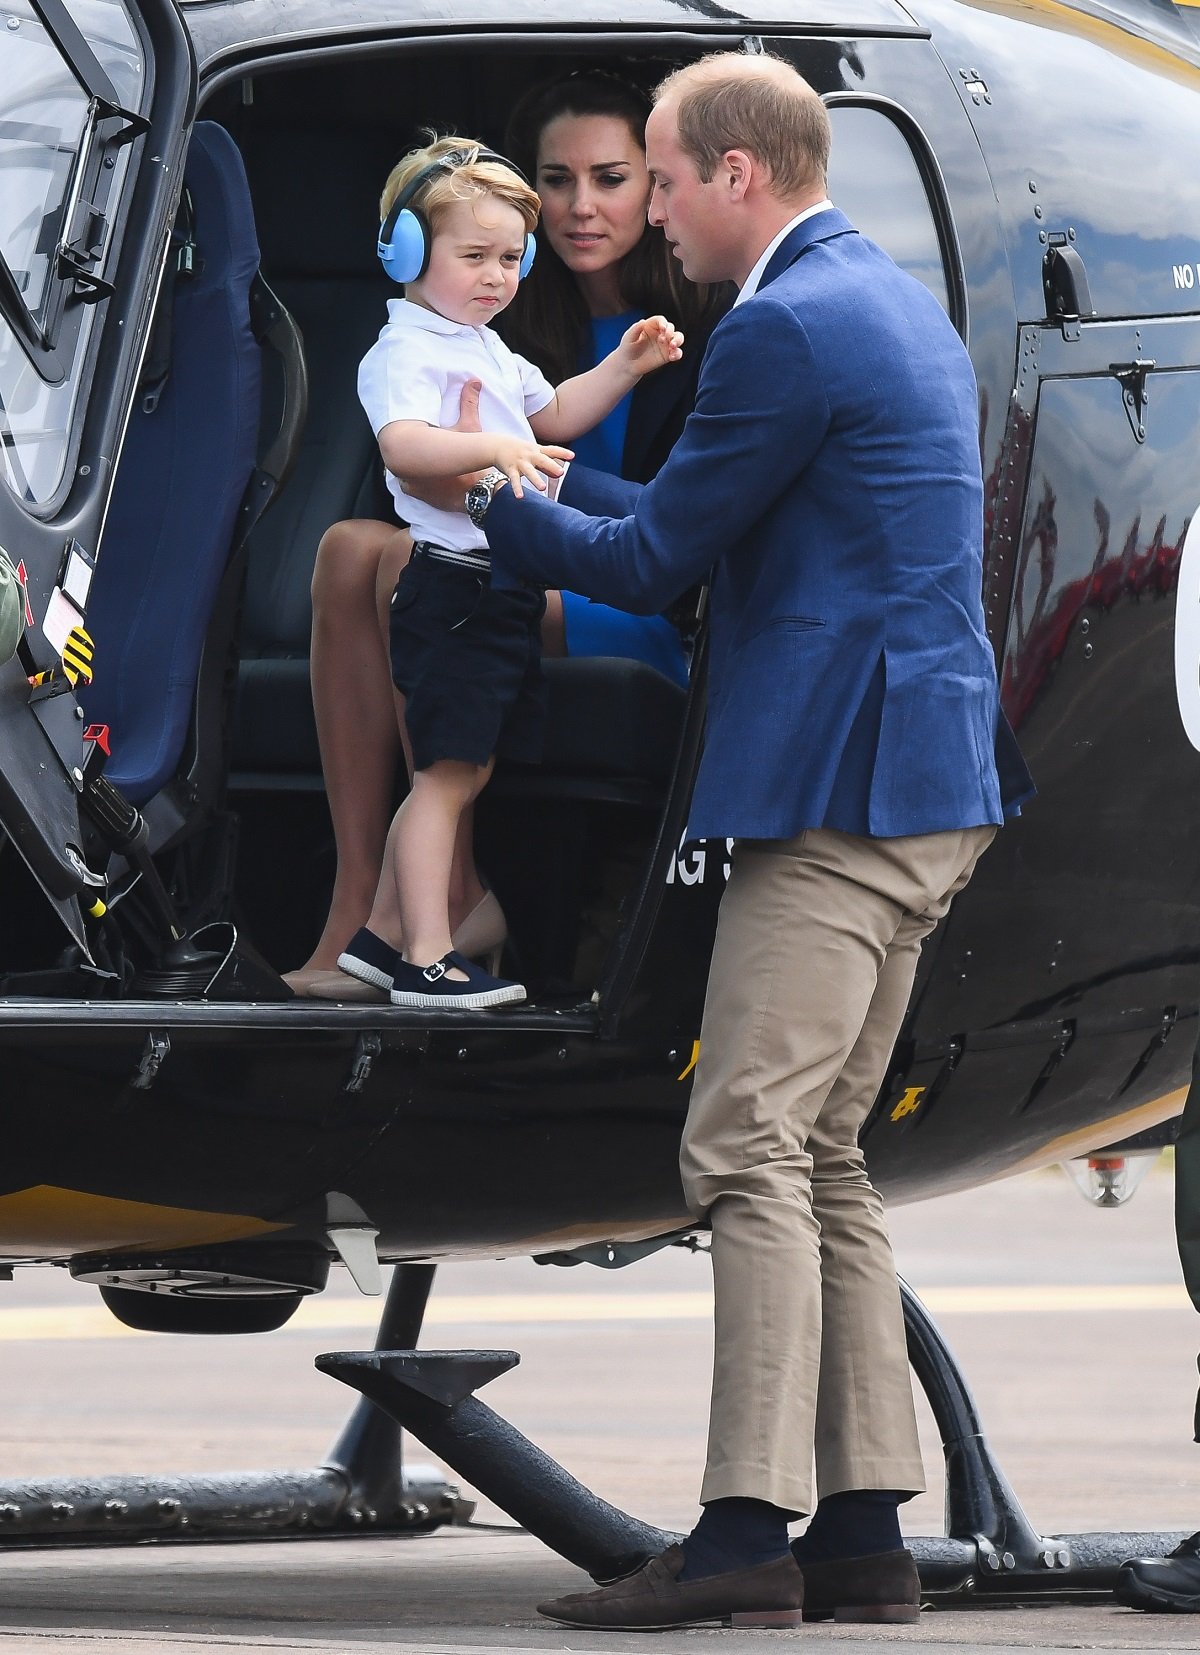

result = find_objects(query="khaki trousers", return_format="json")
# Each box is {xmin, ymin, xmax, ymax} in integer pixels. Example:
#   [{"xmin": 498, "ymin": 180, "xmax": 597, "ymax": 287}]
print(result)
[{"xmin": 680, "ymin": 824, "xmax": 995, "ymax": 1514}]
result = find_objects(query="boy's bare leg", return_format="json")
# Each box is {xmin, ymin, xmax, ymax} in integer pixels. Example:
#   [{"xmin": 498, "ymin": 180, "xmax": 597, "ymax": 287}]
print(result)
[
  {"xmin": 365, "ymin": 545, "xmax": 493, "ymax": 942},
  {"xmin": 302, "ymin": 509, "xmax": 561, "ymax": 971},
  {"xmin": 380, "ymin": 759, "xmax": 493, "ymax": 978},
  {"xmin": 301, "ymin": 519, "xmax": 411, "ymax": 969}
]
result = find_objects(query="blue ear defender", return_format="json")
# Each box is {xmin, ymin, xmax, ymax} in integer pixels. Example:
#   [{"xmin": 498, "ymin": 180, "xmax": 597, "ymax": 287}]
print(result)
[{"xmin": 377, "ymin": 147, "xmax": 537, "ymax": 284}]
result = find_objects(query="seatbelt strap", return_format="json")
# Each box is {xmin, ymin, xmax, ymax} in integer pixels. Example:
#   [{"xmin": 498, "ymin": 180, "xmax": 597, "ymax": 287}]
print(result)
[{"xmin": 138, "ymin": 187, "xmax": 199, "ymax": 414}]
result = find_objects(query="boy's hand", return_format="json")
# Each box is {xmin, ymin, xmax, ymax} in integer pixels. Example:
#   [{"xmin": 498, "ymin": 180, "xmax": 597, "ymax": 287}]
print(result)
[
  {"xmin": 619, "ymin": 315, "xmax": 684, "ymax": 377},
  {"xmin": 491, "ymin": 435, "xmax": 575, "ymax": 500}
]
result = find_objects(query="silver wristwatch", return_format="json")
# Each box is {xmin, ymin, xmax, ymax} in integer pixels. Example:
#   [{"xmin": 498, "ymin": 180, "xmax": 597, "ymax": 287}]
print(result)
[{"xmin": 464, "ymin": 467, "xmax": 508, "ymax": 527}]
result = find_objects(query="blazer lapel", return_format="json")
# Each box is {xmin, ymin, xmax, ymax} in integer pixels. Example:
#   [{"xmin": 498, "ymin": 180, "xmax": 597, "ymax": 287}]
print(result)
[{"xmin": 757, "ymin": 207, "xmax": 855, "ymax": 292}]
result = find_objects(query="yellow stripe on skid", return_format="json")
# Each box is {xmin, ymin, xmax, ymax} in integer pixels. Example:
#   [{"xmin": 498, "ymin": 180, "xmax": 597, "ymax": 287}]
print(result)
[
  {"xmin": 1000, "ymin": 1087, "xmax": 1188, "ymax": 1180},
  {"xmin": 0, "ymin": 1185, "xmax": 287, "ymax": 1259}
]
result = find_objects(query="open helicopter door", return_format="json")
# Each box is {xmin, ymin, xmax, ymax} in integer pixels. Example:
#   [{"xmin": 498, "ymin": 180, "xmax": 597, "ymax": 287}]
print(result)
[{"xmin": 0, "ymin": 0, "xmax": 193, "ymax": 948}]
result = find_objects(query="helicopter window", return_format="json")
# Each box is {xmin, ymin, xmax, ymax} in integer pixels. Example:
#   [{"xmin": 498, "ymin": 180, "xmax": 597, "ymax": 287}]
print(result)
[
  {"xmin": 0, "ymin": 0, "xmax": 145, "ymax": 503},
  {"xmin": 826, "ymin": 102, "xmax": 955, "ymax": 325}
]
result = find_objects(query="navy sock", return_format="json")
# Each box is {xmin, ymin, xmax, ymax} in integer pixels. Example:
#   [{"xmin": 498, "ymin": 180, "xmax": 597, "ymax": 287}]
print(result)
[
  {"xmin": 679, "ymin": 1496, "xmax": 793, "ymax": 1581},
  {"xmin": 790, "ymin": 1490, "xmax": 903, "ymax": 1565}
]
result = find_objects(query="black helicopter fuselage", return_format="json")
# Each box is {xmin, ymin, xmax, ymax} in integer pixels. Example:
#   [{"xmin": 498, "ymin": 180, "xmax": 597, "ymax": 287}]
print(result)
[{"xmin": 2, "ymin": 0, "xmax": 1200, "ymax": 1297}]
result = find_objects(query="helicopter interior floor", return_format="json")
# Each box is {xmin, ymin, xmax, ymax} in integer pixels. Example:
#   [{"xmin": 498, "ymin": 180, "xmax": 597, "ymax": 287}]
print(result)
[{"xmin": 0, "ymin": 43, "xmax": 701, "ymax": 1008}]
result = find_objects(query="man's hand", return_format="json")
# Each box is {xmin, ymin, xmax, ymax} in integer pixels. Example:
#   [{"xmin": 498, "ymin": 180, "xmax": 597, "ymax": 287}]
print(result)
[
  {"xmin": 490, "ymin": 435, "xmax": 574, "ymax": 500},
  {"xmin": 618, "ymin": 315, "xmax": 684, "ymax": 378},
  {"xmin": 399, "ymin": 378, "xmax": 486, "ymax": 512}
]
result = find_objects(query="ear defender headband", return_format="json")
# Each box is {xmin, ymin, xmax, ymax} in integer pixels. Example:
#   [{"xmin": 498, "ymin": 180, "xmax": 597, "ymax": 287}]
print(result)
[{"xmin": 377, "ymin": 147, "xmax": 537, "ymax": 284}]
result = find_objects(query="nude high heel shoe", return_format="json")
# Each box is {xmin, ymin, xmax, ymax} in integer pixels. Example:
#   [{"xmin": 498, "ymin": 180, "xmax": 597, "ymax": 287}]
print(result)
[{"xmin": 451, "ymin": 890, "xmax": 508, "ymax": 974}]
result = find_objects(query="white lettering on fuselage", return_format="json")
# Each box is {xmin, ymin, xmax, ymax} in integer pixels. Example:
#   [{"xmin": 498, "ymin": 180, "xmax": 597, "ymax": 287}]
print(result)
[
  {"xmin": 1174, "ymin": 512, "xmax": 1200, "ymax": 750},
  {"xmin": 1173, "ymin": 263, "xmax": 1199, "ymax": 290},
  {"xmin": 664, "ymin": 835, "xmax": 734, "ymax": 886}
]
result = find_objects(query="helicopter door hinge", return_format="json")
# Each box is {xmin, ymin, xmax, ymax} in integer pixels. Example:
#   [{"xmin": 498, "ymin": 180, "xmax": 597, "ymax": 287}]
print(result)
[
  {"xmin": 1110, "ymin": 358, "xmax": 1156, "ymax": 443},
  {"xmin": 56, "ymin": 201, "xmax": 114, "ymax": 303},
  {"xmin": 1042, "ymin": 235, "xmax": 1094, "ymax": 340},
  {"xmin": 344, "ymin": 1030, "xmax": 381, "ymax": 1095},
  {"xmin": 131, "ymin": 1032, "xmax": 170, "ymax": 1091}
]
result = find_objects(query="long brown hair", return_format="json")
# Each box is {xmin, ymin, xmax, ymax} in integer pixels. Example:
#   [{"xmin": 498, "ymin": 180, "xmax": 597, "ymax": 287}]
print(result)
[{"xmin": 501, "ymin": 70, "xmax": 722, "ymax": 385}]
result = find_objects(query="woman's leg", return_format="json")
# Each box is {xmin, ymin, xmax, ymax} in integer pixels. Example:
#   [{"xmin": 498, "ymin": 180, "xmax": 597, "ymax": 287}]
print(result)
[
  {"xmin": 298, "ymin": 518, "xmax": 411, "ymax": 972},
  {"xmin": 542, "ymin": 589, "xmax": 567, "ymax": 659}
]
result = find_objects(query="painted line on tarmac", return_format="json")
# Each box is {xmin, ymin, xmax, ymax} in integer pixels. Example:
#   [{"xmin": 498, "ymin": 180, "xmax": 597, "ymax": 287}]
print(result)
[
  {"xmin": 0, "ymin": 1282, "xmax": 1189, "ymax": 1343},
  {"xmin": 0, "ymin": 1638, "xmax": 574, "ymax": 1653}
]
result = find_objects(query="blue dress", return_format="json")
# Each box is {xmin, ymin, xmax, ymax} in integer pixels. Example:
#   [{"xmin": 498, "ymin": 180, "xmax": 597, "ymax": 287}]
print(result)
[{"xmin": 557, "ymin": 312, "xmax": 688, "ymax": 688}]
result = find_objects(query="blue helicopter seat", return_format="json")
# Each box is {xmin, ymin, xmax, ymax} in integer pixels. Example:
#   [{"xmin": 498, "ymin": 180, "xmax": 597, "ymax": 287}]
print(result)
[
  {"xmin": 229, "ymin": 126, "xmax": 394, "ymax": 786},
  {"xmin": 81, "ymin": 121, "xmax": 263, "ymax": 805}
]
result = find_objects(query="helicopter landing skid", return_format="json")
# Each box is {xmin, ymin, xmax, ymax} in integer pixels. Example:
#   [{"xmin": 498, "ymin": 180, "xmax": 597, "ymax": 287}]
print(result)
[
  {"xmin": 0, "ymin": 1264, "xmax": 473, "ymax": 1548},
  {"xmin": 318, "ymin": 1278, "xmax": 1187, "ymax": 1604}
]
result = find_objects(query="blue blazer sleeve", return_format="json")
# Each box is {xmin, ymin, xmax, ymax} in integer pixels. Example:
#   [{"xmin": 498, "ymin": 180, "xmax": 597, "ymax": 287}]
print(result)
[
  {"xmin": 559, "ymin": 463, "xmax": 643, "ymax": 519},
  {"xmin": 486, "ymin": 299, "xmax": 830, "ymax": 614}
]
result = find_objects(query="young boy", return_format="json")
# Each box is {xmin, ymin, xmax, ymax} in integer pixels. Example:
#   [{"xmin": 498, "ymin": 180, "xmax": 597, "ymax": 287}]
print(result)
[{"xmin": 342, "ymin": 136, "xmax": 683, "ymax": 1009}]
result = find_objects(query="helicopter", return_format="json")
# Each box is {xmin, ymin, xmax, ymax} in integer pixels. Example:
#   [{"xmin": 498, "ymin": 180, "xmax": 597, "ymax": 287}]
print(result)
[{"xmin": 1, "ymin": 0, "xmax": 1200, "ymax": 1600}]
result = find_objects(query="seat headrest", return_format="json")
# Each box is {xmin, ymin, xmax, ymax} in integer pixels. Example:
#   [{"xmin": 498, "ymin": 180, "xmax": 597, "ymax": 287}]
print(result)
[
  {"xmin": 186, "ymin": 121, "xmax": 261, "ymax": 291},
  {"xmin": 244, "ymin": 129, "xmax": 402, "ymax": 281}
]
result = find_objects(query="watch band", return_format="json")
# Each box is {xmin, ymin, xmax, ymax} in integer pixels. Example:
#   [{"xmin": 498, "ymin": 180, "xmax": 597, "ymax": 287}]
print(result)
[{"xmin": 465, "ymin": 466, "xmax": 507, "ymax": 527}]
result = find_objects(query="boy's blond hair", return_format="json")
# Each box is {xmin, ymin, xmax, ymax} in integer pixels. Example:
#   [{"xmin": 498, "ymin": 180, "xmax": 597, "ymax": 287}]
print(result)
[{"xmin": 380, "ymin": 134, "xmax": 540, "ymax": 237}]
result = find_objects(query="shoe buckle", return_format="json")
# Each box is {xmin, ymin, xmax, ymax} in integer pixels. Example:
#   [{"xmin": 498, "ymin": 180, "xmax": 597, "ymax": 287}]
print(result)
[{"xmin": 423, "ymin": 960, "xmax": 447, "ymax": 983}]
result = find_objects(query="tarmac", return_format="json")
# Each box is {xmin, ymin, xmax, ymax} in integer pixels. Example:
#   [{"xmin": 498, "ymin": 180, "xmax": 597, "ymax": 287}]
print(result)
[
  {"xmin": 2, "ymin": 1164, "xmax": 1199, "ymax": 1653},
  {"xmin": 4, "ymin": 1528, "xmax": 1200, "ymax": 1653}
]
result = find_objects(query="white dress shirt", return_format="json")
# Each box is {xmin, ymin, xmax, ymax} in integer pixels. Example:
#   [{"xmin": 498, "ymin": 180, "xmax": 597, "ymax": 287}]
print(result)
[
  {"xmin": 733, "ymin": 200, "xmax": 835, "ymax": 306},
  {"xmin": 357, "ymin": 298, "xmax": 556, "ymax": 552}
]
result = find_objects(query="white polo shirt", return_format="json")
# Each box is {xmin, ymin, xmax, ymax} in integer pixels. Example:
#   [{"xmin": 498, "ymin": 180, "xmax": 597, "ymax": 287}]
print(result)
[{"xmin": 357, "ymin": 298, "xmax": 556, "ymax": 553}]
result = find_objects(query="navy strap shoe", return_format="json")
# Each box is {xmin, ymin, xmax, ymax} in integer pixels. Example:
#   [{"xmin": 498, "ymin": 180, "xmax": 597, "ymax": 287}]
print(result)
[
  {"xmin": 389, "ymin": 950, "xmax": 526, "ymax": 1009},
  {"xmin": 337, "ymin": 926, "xmax": 400, "ymax": 991}
]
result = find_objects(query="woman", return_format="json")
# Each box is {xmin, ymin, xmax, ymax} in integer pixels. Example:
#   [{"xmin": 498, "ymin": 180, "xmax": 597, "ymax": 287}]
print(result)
[{"xmin": 289, "ymin": 71, "xmax": 727, "ymax": 995}]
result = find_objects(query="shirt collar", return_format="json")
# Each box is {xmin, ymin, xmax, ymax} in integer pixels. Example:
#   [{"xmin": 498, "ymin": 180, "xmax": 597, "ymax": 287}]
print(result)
[
  {"xmin": 734, "ymin": 200, "xmax": 835, "ymax": 307},
  {"xmin": 387, "ymin": 296, "xmax": 483, "ymax": 336}
]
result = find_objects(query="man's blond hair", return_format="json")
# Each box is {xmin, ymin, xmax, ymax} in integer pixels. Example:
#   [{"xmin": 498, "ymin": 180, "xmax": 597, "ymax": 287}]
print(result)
[
  {"xmin": 655, "ymin": 53, "xmax": 831, "ymax": 198},
  {"xmin": 380, "ymin": 134, "xmax": 540, "ymax": 236}
]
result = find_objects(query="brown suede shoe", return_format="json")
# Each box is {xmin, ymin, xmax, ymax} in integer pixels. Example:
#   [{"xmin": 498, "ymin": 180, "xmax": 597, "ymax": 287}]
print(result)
[
  {"xmin": 537, "ymin": 1544, "xmax": 805, "ymax": 1630},
  {"xmin": 797, "ymin": 1547, "xmax": 922, "ymax": 1622}
]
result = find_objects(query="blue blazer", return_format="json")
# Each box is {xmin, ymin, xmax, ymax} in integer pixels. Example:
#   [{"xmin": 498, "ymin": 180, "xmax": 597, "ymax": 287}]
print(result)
[{"xmin": 486, "ymin": 208, "xmax": 1033, "ymax": 842}]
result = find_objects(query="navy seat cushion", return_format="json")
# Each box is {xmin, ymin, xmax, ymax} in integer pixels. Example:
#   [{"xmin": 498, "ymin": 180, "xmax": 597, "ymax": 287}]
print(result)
[
  {"xmin": 233, "ymin": 655, "xmax": 686, "ymax": 785},
  {"xmin": 81, "ymin": 122, "xmax": 262, "ymax": 804}
]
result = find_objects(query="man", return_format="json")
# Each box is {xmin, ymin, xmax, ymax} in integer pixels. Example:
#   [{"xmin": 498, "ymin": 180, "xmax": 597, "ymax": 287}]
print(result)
[
  {"xmin": 1117, "ymin": 1048, "xmax": 1200, "ymax": 1612},
  {"xmin": 470, "ymin": 51, "xmax": 1033, "ymax": 1630}
]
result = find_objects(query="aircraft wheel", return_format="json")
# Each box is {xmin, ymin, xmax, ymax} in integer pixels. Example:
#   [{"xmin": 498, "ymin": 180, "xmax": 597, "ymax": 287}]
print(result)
[{"xmin": 99, "ymin": 1284, "xmax": 303, "ymax": 1334}]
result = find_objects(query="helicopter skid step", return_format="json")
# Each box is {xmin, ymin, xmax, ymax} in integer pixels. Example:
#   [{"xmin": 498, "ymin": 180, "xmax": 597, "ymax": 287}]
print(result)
[
  {"xmin": 0, "ymin": 1464, "xmax": 470, "ymax": 1547},
  {"xmin": 314, "ymin": 1288, "xmax": 1192, "ymax": 1602},
  {"xmin": 0, "ymin": 1265, "xmax": 474, "ymax": 1549}
]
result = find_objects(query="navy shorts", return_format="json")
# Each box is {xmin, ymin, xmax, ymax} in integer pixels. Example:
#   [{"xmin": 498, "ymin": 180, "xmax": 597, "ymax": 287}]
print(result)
[{"xmin": 389, "ymin": 549, "xmax": 546, "ymax": 772}]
